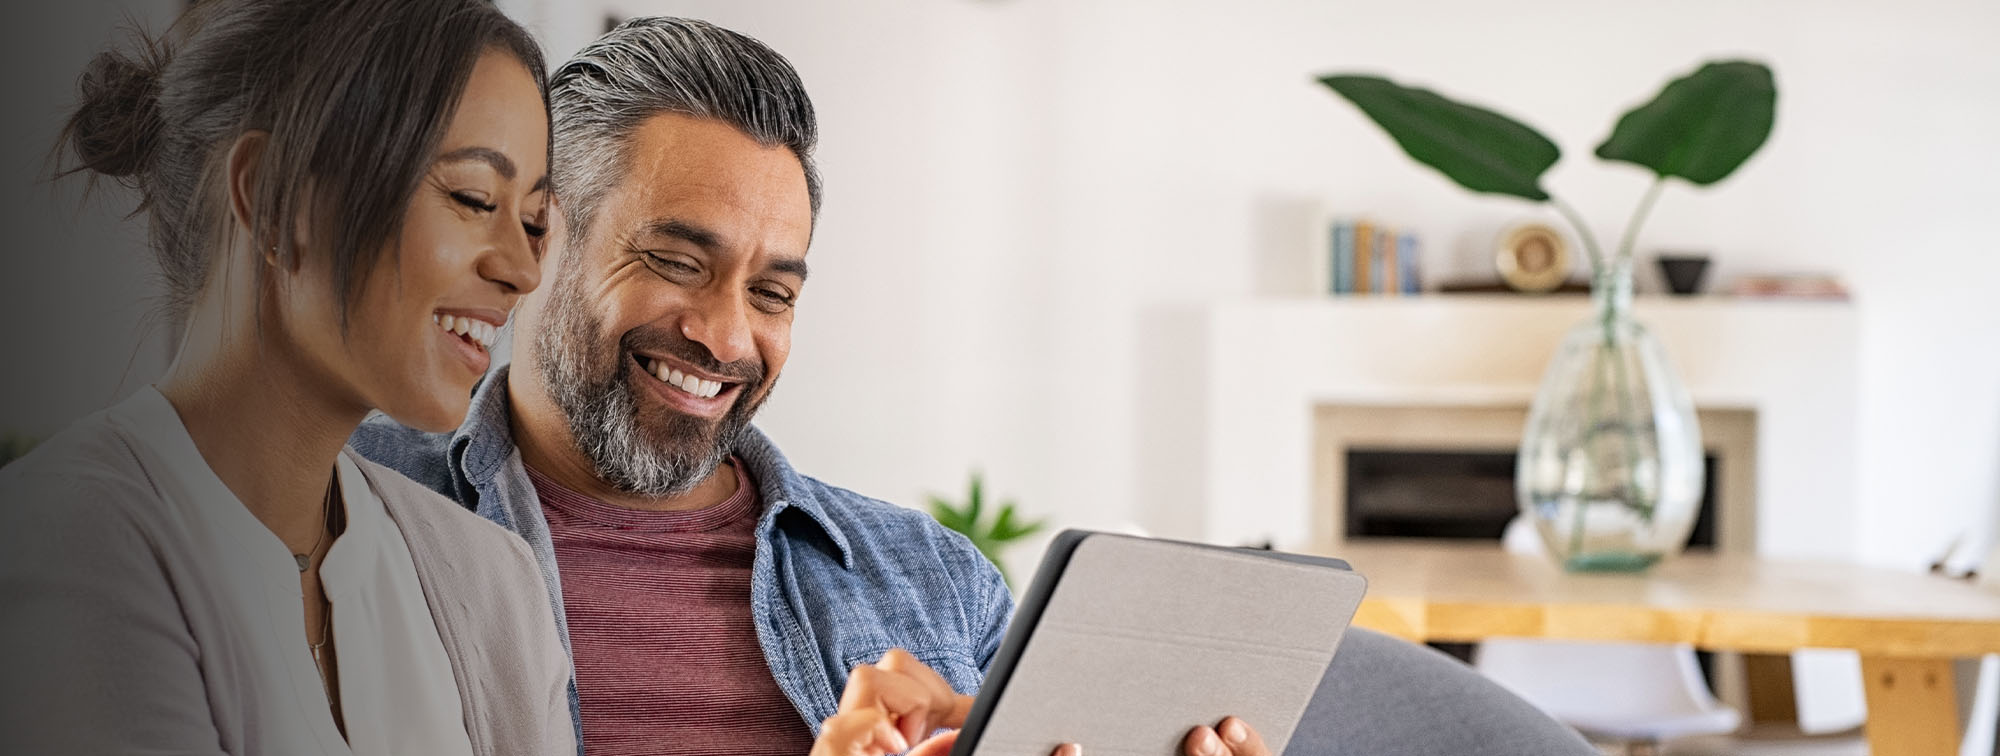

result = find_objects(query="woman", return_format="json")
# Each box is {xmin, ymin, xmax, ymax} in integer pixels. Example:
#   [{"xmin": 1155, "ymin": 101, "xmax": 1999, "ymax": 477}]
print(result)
[{"xmin": 0, "ymin": 0, "xmax": 568, "ymax": 752}]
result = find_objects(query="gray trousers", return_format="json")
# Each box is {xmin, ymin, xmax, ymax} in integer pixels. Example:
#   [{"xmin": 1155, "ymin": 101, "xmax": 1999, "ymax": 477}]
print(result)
[{"xmin": 1287, "ymin": 629, "xmax": 1598, "ymax": 756}]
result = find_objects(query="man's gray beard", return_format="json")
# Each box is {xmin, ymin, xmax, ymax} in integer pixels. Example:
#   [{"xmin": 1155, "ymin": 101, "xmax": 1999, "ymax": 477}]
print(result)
[{"xmin": 532, "ymin": 268, "xmax": 749, "ymax": 498}]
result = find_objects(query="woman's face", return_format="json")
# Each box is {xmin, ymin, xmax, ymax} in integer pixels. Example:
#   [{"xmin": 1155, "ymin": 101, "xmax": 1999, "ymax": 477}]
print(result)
[{"xmin": 288, "ymin": 50, "xmax": 549, "ymax": 432}]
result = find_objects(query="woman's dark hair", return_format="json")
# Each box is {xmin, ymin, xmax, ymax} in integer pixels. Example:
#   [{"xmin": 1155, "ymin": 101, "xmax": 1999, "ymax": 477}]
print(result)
[{"xmin": 60, "ymin": 0, "xmax": 548, "ymax": 323}]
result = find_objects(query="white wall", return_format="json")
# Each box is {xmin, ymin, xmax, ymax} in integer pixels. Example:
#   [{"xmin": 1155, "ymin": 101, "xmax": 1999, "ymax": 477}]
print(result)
[
  {"xmin": 513, "ymin": 0, "xmax": 1998, "ymax": 570},
  {"xmin": 13, "ymin": 0, "xmax": 1996, "ymax": 573}
]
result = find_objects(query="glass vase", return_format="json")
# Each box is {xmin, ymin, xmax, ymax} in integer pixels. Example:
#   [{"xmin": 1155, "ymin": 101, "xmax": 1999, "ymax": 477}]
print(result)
[{"xmin": 1516, "ymin": 259, "xmax": 1705, "ymax": 572}]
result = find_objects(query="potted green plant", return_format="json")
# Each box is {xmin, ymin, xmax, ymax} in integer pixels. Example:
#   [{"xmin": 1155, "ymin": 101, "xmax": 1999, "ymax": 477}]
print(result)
[
  {"xmin": 1319, "ymin": 61, "xmax": 1777, "ymax": 571},
  {"xmin": 929, "ymin": 471, "xmax": 1045, "ymax": 587}
]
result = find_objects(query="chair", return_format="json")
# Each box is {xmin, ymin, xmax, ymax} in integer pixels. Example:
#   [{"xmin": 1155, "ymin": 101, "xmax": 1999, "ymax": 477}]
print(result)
[
  {"xmin": 1952, "ymin": 524, "xmax": 2000, "ymax": 756},
  {"xmin": 1472, "ymin": 517, "xmax": 1741, "ymax": 754}
]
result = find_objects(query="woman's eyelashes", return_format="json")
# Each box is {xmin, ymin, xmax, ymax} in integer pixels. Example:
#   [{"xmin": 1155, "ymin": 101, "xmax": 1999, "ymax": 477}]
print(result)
[
  {"xmin": 454, "ymin": 188, "xmax": 546, "ymax": 241},
  {"xmin": 450, "ymin": 190, "xmax": 497, "ymax": 213}
]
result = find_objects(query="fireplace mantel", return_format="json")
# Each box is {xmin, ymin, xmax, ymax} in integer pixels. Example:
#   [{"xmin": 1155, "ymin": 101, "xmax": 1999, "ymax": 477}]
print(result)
[{"xmin": 1195, "ymin": 295, "xmax": 1860, "ymax": 562}]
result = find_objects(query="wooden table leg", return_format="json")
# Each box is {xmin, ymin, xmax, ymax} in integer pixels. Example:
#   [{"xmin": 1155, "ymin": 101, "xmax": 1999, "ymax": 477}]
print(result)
[
  {"xmin": 1743, "ymin": 652, "xmax": 1799, "ymax": 724},
  {"xmin": 1861, "ymin": 656, "xmax": 1961, "ymax": 756}
]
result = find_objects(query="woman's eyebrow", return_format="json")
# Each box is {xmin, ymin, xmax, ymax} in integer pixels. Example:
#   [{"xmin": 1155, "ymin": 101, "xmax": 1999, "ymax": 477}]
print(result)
[{"xmin": 435, "ymin": 146, "xmax": 516, "ymax": 180}]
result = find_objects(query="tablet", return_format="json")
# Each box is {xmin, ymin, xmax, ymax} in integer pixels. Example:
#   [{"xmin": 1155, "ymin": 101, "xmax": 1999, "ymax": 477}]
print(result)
[{"xmin": 951, "ymin": 530, "xmax": 1368, "ymax": 756}]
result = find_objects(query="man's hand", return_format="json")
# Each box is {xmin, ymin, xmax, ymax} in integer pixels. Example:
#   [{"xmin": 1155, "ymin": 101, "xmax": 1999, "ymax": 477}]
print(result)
[
  {"xmin": 813, "ymin": 648, "xmax": 972, "ymax": 756},
  {"xmin": 815, "ymin": 650, "xmax": 1267, "ymax": 756},
  {"xmin": 1181, "ymin": 717, "xmax": 1270, "ymax": 756}
]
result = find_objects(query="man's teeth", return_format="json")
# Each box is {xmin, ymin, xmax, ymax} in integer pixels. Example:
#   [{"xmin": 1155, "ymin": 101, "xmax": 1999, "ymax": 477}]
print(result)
[
  {"xmin": 647, "ymin": 358, "xmax": 724, "ymax": 399},
  {"xmin": 434, "ymin": 313, "xmax": 499, "ymax": 350}
]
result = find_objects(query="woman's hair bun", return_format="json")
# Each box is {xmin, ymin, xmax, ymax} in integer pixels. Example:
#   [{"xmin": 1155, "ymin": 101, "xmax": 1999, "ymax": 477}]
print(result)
[{"xmin": 66, "ymin": 43, "xmax": 166, "ymax": 180}]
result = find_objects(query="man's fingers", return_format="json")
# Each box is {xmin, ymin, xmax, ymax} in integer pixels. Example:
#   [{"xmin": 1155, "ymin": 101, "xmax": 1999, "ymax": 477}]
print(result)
[
  {"xmin": 812, "ymin": 709, "xmax": 910, "ymax": 756},
  {"xmin": 838, "ymin": 650, "xmax": 965, "ymax": 743},
  {"xmin": 1045, "ymin": 744, "xmax": 1082, "ymax": 756},
  {"xmin": 875, "ymin": 648, "xmax": 952, "ymax": 691},
  {"xmin": 838, "ymin": 664, "xmax": 937, "ymax": 722},
  {"xmin": 1183, "ymin": 725, "xmax": 1224, "ymax": 756},
  {"xmin": 872, "ymin": 648, "xmax": 966, "ymax": 739},
  {"xmin": 1215, "ymin": 717, "xmax": 1270, "ymax": 756}
]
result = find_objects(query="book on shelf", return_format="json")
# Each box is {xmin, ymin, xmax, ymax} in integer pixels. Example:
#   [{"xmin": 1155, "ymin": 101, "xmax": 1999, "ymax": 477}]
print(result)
[
  {"xmin": 1324, "ymin": 218, "xmax": 1420, "ymax": 296},
  {"xmin": 1330, "ymin": 221, "xmax": 1353, "ymax": 294},
  {"xmin": 1376, "ymin": 227, "xmax": 1397, "ymax": 294},
  {"xmin": 1352, "ymin": 220, "xmax": 1375, "ymax": 295},
  {"xmin": 1396, "ymin": 233, "xmax": 1420, "ymax": 294}
]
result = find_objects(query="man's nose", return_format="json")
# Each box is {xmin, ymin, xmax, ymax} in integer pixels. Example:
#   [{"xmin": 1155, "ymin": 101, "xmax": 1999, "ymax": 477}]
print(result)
[{"xmin": 677, "ymin": 288, "xmax": 756, "ymax": 366}]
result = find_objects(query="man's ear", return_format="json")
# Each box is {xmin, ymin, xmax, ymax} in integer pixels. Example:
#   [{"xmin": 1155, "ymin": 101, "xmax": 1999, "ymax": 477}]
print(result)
[
  {"xmin": 223, "ymin": 131, "xmax": 275, "ymax": 265},
  {"xmin": 545, "ymin": 194, "xmax": 570, "ymax": 260}
]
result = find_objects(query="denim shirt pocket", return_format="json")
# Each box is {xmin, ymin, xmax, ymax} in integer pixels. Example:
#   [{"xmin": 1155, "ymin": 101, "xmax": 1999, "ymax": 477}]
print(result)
[{"xmin": 840, "ymin": 646, "xmax": 986, "ymax": 698}]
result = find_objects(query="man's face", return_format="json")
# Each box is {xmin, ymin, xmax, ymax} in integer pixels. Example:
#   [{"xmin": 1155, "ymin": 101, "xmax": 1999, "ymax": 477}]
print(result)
[{"xmin": 532, "ymin": 113, "xmax": 812, "ymax": 496}]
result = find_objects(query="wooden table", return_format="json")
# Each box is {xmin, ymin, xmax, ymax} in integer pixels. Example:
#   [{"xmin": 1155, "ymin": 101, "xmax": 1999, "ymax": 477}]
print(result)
[{"xmin": 1317, "ymin": 539, "xmax": 2000, "ymax": 756}]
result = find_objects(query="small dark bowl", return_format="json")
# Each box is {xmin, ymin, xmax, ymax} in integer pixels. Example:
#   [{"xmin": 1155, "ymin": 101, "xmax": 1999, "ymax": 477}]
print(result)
[{"xmin": 1656, "ymin": 254, "xmax": 1711, "ymax": 296}]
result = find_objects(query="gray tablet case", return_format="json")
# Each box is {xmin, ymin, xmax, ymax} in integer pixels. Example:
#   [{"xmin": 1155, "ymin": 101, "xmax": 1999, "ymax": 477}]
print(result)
[{"xmin": 952, "ymin": 530, "xmax": 1368, "ymax": 756}]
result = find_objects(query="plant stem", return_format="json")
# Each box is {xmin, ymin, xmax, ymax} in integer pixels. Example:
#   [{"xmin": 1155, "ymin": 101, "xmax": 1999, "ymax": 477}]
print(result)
[
  {"xmin": 1550, "ymin": 197, "xmax": 1607, "ymax": 275},
  {"xmin": 1616, "ymin": 178, "xmax": 1668, "ymax": 265}
]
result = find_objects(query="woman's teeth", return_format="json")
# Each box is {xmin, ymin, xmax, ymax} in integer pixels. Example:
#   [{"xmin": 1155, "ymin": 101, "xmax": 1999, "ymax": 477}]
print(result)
[
  {"xmin": 435, "ymin": 313, "xmax": 499, "ymax": 351},
  {"xmin": 645, "ymin": 358, "xmax": 724, "ymax": 399}
]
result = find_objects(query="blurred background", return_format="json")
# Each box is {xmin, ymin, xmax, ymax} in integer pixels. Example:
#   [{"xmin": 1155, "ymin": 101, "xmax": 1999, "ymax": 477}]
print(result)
[
  {"xmin": 5, "ymin": 0, "xmax": 1998, "ymax": 574},
  {"xmin": 6, "ymin": 2, "xmax": 2000, "ymax": 752}
]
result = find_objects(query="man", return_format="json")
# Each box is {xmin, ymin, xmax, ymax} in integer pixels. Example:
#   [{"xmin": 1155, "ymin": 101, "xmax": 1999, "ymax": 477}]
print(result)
[
  {"xmin": 353, "ymin": 17, "xmax": 1273, "ymax": 756},
  {"xmin": 356, "ymin": 16, "xmax": 1605, "ymax": 756}
]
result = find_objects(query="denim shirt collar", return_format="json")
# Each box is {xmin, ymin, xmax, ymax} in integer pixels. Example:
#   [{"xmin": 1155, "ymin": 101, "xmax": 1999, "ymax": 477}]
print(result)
[{"xmin": 451, "ymin": 364, "xmax": 853, "ymax": 569}]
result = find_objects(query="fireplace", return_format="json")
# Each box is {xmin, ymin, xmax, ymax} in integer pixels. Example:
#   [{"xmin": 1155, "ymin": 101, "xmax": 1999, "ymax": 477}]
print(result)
[{"xmin": 1310, "ymin": 404, "xmax": 1757, "ymax": 553}]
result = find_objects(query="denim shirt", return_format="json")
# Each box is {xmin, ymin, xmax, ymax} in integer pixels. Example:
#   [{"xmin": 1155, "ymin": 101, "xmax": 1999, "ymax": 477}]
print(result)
[{"xmin": 350, "ymin": 366, "xmax": 1014, "ymax": 748}]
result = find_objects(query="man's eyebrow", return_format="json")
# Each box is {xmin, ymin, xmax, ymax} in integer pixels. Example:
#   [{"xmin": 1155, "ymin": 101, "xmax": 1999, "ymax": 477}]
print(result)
[
  {"xmin": 768, "ymin": 257, "xmax": 810, "ymax": 281},
  {"xmin": 435, "ymin": 146, "xmax": 517, "ymax": 180},
  {"xmin": 642, "ymin": 219, "xmax": 723, "ymax": 250}
]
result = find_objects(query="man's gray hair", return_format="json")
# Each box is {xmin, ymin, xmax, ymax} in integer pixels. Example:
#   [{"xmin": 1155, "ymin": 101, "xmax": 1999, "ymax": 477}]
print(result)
[{"xmin": 549, "ymin": 17, "xmax": 820, "ymax": 245}]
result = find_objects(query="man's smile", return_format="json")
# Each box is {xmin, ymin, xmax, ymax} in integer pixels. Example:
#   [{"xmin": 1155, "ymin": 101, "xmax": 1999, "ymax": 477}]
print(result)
[{"xmin": 631, "ymin": 353, "xmax": 743, "ymax": 416}]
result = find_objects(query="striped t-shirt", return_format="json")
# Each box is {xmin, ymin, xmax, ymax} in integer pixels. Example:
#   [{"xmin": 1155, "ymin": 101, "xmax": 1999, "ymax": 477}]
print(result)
[{"xmin": 527, "ymin": 459, "xmax": 815, "ymax": 756}]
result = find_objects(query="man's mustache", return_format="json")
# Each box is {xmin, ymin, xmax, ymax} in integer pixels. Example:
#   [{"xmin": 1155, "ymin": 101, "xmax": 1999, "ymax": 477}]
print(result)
[{"xmin": 621, "ymin": 326, "xmax": 765, "ymax": 386}]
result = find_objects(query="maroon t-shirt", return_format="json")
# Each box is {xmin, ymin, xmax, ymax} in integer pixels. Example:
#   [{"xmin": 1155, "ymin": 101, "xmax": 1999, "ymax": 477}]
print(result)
[{"xmin": 527, "ymin": 460, "xmax": 816, "ymax": 756}]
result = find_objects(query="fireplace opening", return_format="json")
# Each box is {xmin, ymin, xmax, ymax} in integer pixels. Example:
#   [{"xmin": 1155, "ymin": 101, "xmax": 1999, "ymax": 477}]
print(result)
[{"xmin": 1343, "ymin": 448, "xmax": 1719, "ymax": 549}]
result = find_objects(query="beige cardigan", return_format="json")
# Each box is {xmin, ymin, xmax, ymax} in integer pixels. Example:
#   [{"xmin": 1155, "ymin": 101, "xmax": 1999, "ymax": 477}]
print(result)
[
  {"xmin": 353, "ymin": 450, "xmax": 576, "ymax": 756},
  {"xmin": 0, "ymin": 396, "xmax": 573, "ymax": 756}
]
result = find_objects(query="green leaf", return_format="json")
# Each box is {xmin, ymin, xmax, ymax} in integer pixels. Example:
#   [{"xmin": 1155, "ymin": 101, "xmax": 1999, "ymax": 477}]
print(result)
[
  {"xmin": 1319, "ymin": 74, "xmax": 1561, "ymax": 201},
  {"xmin": 990, "ymin": 503, "xmax": 1046, "ymax": 542},
  {"xmin": 965, "ymin": 472, "xmax": 984, "ymax": 525},
  {"xmin": 929, "ymin": 497, "xmax": 970, "ymax": 533},
  {"xmin": 1595, "ymin": 60, "xmax": 1776, "ymax": 186}
]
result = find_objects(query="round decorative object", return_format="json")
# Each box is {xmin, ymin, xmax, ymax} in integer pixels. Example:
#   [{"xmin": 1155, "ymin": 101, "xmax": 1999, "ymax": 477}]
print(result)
[{"xmin": 1495, "ymin": 223, "xmax": 1572, "ymax": 293}]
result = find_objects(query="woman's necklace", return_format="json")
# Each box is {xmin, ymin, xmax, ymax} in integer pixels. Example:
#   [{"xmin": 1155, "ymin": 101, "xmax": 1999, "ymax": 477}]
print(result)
[
  {"xmin": 301, "ymin": 472, "xmax": 345, "ymax": 699},
  {"xmin": 294, "ymin": 475, "xmax": 335, "ymax": 572}
]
